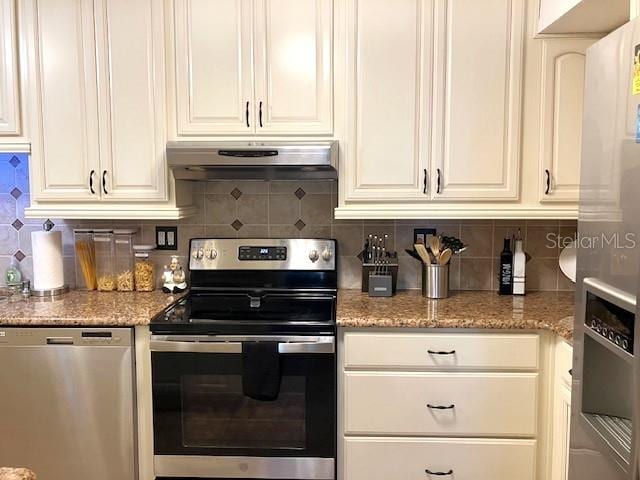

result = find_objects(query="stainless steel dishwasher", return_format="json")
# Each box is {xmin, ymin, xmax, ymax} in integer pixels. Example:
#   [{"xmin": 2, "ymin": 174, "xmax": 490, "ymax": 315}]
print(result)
[{"xmin": 0, "ymin": 327, "xmax": 137, "ymax": 480}]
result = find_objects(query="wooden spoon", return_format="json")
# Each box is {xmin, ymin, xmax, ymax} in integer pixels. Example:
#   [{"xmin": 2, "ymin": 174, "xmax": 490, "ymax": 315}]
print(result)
[
  {"xmin": 428, "ymin": 235, "xmax": 441, "ymax": 258},
  {"xmin": 414, "ymin": 243, "xmax": 432, "ymax": 265},
  {"xmin": 438, "ymin": 248, "xmax": 453, "ymax": 266}
]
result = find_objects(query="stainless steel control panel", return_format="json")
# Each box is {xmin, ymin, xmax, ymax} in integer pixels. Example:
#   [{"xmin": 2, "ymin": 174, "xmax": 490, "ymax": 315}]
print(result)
[{"xmin": 189, "ymin": 238, "xmax": 336, "ymax": 271}]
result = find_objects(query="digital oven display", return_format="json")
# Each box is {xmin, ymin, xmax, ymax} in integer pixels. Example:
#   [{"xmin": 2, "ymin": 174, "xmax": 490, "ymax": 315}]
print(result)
[{"xmin": 238, "ymin": 246, "xmax": 287, "ymax": 261}]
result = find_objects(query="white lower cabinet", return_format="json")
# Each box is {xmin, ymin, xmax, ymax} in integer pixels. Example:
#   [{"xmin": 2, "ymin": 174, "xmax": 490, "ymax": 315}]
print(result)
[
  {"xmin": 550, "ymin": 339, "xmax": 573, "ymax": 480},
  {"xmin": 344, "ymin": 437, "xmax": 537, "ymax": 480},
  {"xmin": 339, "ymin": 330, "xmax": 540, "ymax": 480}
]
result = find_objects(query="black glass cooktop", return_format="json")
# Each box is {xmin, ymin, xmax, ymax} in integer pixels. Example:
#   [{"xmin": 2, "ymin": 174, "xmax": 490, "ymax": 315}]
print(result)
[{"xmin": 151, "ymin": 292, "xmax": 337, "ymax": 335}]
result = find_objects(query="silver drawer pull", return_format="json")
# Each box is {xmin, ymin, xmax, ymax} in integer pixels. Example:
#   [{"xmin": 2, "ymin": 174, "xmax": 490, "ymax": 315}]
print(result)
[
  {"xmin": 427, "ymin": 349, "xmax": 456, "ymax": 355},
  {"xmin": 427, "ymin": 404, "xmax": 455, "ymax": 410}
]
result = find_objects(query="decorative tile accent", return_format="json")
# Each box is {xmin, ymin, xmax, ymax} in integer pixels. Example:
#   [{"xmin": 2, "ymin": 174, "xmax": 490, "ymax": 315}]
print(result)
[
  {"xmin": 11, "ymin": 219, "xmax": 23, "ymax": 231},
  {"xmin": 14, "ymin": 250, "xmax": 25, "ymax": 262},
  {"xmin": 44, "ymin": 219, "xmax": 55, "ymax": 230},
  {"xmin": 231, "ymin": 219, "xmax": 244, "ymax": 231},
  {"xmin": 230, "ymin": 188, "xmax": 243, "ymax": 200},
  {"xmin": 294, "ymin": 219, "xmax": 306, "ymax": 231},
  {"xmin": 295, "ymin": 187, "xmax": 306, "ymax": 199},
  {"xmin": 10, "ymin": 187, "xmax": 21, "ymax": 199},
  {"xmin": 9, "ymin": 156, "xmax": 20, "ymax": 167}
]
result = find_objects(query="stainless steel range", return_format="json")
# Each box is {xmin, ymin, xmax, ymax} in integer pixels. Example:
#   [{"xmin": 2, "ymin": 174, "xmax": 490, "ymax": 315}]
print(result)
[{"xmin": 151, "ymin": 238, "xmax": 337, "ymax": 480}]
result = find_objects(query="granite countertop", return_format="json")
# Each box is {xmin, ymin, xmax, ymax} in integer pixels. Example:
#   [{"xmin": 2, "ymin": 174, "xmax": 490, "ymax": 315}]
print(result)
[
  {"xmin": 0, "ymin": 288, "xmax": 575, "ymax": 340},
  {"xmin": 337, "ymin": 290, "xmax": 575, "ymax": 340},
  {"xmin": 0, "ymin": 468, "xmax": 36, "ymax": 480},
  {"xmin": 0, "ymin": 290, "xmax": 185, "ymax": 326}
]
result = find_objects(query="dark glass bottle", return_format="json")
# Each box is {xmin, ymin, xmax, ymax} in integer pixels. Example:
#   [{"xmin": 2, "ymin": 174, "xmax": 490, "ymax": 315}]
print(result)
[{"xmin": 499, "ymin": 237, "xmax": 513, "ymax": 295}]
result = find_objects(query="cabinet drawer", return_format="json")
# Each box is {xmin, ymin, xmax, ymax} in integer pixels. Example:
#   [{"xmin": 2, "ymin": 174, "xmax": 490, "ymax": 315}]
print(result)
[
  {"xmin": 344, "ymin": 372, "xmax": 537, "ymax": 437},
  {"xmin": 344, "ymin": 437, "xmax": 536, "ymax": 480},
  {"xmin": 343, "ymin": 332, "xmax": 539, "ymax": 370}
]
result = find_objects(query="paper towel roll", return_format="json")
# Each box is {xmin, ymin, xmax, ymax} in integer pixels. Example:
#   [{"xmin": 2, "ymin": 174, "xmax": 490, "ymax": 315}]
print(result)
[{"xmin": 31, "ymin": 230, "xmax": 65, "ymax": 291}]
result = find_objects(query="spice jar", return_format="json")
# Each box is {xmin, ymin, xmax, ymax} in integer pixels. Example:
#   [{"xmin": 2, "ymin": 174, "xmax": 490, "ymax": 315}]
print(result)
[
  {"xmin": 114, "ymin": 229, "xmax": 136, "ymax": 291},
  {"xmin": 94, "ymin": 230, "xmax": 116, "ymax": 291},
  {"xmin": 74, "ymin": 229, "xmax": 97, "ymax": 290},
  {"xmin": 134, "ymin": 245, "xmax": 156, "ymax": 292}
]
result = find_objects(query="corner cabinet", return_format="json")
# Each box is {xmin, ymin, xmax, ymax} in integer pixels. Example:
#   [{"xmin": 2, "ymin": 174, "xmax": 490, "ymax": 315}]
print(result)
[
  {"xmin": 538, "ymin": 38, "xmax": 595, "ymax": 203},
  {"xmin": 21, "ymin": 0, "xmax": 194, "ymax": 219},
  {"xmin": 0, "ymin": 0, "xmax": 21, "ymax": 138},
  {"xmin": 170, "ymin": 0, "xmax": 333, "ymax": 137}
]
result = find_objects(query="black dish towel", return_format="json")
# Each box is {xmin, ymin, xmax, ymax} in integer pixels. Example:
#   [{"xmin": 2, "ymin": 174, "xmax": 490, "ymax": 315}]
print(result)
[{"xmin": 242, "ymin": 342, "xmax": 282, "ymax": 401}]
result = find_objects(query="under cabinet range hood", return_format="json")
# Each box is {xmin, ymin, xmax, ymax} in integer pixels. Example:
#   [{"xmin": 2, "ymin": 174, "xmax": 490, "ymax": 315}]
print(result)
[{"xmin": 166, "ymin": 141, "xmax": 338, "ymax": 181}]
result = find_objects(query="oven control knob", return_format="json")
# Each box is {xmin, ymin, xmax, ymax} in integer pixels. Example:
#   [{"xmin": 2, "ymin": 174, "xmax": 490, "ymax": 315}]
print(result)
[
  {"xmin": 322, "ymin": 249, "xmax": 333, "ymax": 261},
  {"xmin": 194, "ymin": 248, "xmax": 204, "ymax": 260},
  {"xmin": 309, "ymin": 249, "xmax": 319, "ymax": 262},
  {"xmin": 206, "ymin": 249, "xmax": 218, "ymax": 260}
]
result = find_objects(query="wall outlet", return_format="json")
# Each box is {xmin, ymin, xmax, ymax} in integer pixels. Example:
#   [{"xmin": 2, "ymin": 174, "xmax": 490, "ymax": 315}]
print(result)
[
  {"xmin": 156, "ymin": 226, "xmax": 178, "ymax": 250},
  {"xmin": 413, "ymin": 228, "xmax": 437, "ymax": 245}
]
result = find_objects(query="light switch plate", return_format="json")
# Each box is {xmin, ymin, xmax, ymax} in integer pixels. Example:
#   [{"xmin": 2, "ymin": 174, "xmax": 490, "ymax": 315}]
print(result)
[
  {"xmin": 413, "ymin": 228, "xmax": 437, "ymax": 245},
  {"xmin": 156, "ymin": 226, "xmax": 178, "ymax": 251}
]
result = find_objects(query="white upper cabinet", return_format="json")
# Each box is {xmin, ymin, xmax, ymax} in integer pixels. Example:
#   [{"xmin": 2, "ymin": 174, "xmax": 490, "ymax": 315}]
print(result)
[
  {"xmin": 23, "ymin": 0, "xmax": 101, "ymax": 201},
  {"xmin": 173, "ymin": 0, "xmax": 254, "ymax": 135},
  {"xmin": 171, "ymin": 0, "xmax": 332, "ymax": 137},
  {"xmin": 539, "ymin": 38, "xmax": 594, "ymax": 203},
  {"xmin": 22, "ymin": 0, "xmax": 184, "ymax": 216},
  {"xmin": 94, "ymin": 0, "xmax": 167, "ymax": 201},
  {"xmin": 254, "ymin": 0, "xmax": 333, "ymax": 134},
  {"xmin": 431, "ymin": 0, "xmax": 525, "ymax": 200},
  {"xmin": 0, "ymin": 0, "xmax": 20, "ymax": 137},
  {"xmin": 342, "ymin": 0, "xmax": 433, "ymax": 201},
  {"xmin": 538, "ymin": 0, "xmax": 628, "ymax": 35}
]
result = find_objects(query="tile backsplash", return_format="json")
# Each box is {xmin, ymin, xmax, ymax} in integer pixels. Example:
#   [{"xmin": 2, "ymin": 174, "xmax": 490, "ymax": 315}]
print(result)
[{"xmin": 0, "ymin": 153, "xmax": 576, "ymax": 291}]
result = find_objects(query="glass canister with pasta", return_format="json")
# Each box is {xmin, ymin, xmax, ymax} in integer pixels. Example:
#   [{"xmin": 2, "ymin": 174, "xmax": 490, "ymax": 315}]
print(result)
[
  {"xmin": 114, "ymin": 229, "xmax": 136, "ymax": 291},
  {"xmin": 74, "ymin": 229, "xmax": 97, "ymax": 290},
  {"xmin": 94, "ymin": 230, "xmax": 116, "ymax": 292},
  {"xmin": 133, "ymin": 245, "xmax": 156, "ymax": 292}
]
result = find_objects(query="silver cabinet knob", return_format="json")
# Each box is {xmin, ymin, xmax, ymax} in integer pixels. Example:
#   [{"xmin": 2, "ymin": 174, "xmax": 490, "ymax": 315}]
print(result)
[
  {"xmin": 309, "ymin": 249, "xmax": 319, "ymax": 262},
  {"xmin": 322, "ymin": 249, "xmax": 333, "ymax": 261}
]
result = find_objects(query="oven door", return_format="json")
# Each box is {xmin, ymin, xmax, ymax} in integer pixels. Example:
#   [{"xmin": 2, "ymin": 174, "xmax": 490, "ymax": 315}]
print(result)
[{"xmin": 150, "ymin": 335, "xmax": 336, "ymax": 480}]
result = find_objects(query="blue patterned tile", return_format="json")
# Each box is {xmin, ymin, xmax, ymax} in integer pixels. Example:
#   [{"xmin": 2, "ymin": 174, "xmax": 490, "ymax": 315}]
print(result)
[{"xmin": 0, "ymin": 160, "xmax": 15, "ymax": 193}]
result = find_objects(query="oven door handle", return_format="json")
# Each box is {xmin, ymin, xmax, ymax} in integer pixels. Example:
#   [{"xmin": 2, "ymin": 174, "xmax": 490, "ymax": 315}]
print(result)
[{"xmin": 150, "ymin": 336, "xmax": 335, "ymax": 354}]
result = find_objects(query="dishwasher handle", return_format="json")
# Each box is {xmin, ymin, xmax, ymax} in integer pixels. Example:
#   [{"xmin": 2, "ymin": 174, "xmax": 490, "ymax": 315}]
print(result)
[
  {"xmin": 46, "ymin": 337, "xmax": 75, "ymax": 345},
  {"xmin": 150, "ymin": 335, "xmax": 335, "ymax": 354}
]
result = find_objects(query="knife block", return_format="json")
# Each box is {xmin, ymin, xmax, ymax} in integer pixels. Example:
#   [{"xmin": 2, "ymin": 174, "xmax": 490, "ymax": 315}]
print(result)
[{"xmin": 361, "ymin": 262, "xmax": 398, "ymax": 295}]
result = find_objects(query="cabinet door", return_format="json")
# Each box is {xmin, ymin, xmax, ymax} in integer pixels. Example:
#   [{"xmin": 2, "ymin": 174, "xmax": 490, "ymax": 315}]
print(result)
[
  {"xmin": 550, "ymin": 341, "xmax": 572, "ymax": 480},
  {"xmin": 94, "ymin": 0, "xmax": 167, "ymax": 201},
  {"xmin": 174, "ymin": 0, "xmax": 254, "ymax": 135},
  {"xmin": 23, "ymin": 0, "xmax": 101, "ymax": 201},
  {"xmin": 0, "ymin": 0, "xmax": 20, "ymax": 136},
  {"xmin": 342, "ymin": 0, "xmax": 433, "ymax": 201},
  {"xmin": 431, "ymin": 0, "xmax": 525, "ymax": 200},
  {"xmin": 253, "ymin": 0, "xmax": 332, "ymax": 134},
  {"xmin": 540, "ymin": 38, "xmax": 594, "ymax": 203}
]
